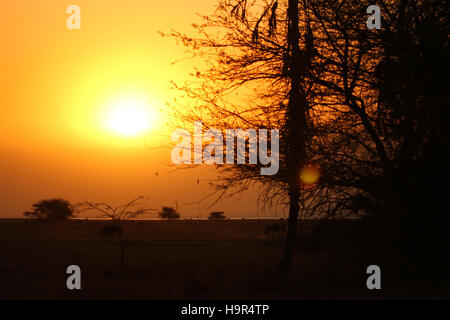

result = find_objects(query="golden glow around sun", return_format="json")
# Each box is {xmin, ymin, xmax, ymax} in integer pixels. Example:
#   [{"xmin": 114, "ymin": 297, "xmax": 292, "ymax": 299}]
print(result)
[{"xmin": 103, "ymin": 94, "xmax": 156, "ymax": 137}]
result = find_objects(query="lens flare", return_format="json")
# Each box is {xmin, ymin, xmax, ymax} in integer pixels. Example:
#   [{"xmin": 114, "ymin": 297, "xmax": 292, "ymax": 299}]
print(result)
[{"xmin": 300, "ymin": 165, "xmax": 321, "ymax": 185}]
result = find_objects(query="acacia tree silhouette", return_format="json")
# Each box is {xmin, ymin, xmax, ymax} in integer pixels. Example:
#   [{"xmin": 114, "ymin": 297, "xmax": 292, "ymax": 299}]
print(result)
[
  {"xmin": 75, "ymin": 196, "xmax": 154, "ymax": 273},
  {"xmin": 166, "ymin": 0, "xmax": 318, "ymax": 273},
  {"xmin": 167, "ymin": 0, "xmax": 449, "ymax": 274},
  {"xmin": 296, "ymin": 0, "xmax": 450, "ymax": 282},
  {"xmin": 23, "ymin": 199, "xmax": 74, "ymax": 221},
  {"xmin": 158, "ymin": 206, "xmax": 181, "ymax": 220},
  {"xmin": 208, "ymin": 211, "xmax": 227, "ymax": 220},
  {"xmin": 292, "ymin": 0, "xmax": 449, "ymax": 225}
]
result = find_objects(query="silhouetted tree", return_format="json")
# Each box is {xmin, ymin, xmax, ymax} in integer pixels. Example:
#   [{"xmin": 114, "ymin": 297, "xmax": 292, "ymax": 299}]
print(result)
[
  {"xmin": 300, "ymin": 0, "xmax": 449, "ymax": 225},
  {"xmin": 166, "ymin": 0, "xmax": 318, "ymax": 273},
  {"xmin": 208, "ymin": 211, "xmax": 227, "ymax": 220},
  {"xmin": 23, "ymin": 199, "xmax": 74, "ymax": 221},
  {"xmin": 167, "ymin": 0, "xmax": 449, "ymax": 273},
  {"xmin": 75, "ymin": 196, "xmax": 154, "ymax": 273},
  {"xmin": 281, "ymin": 1, "xmax": 450, "ymax": 283},
  {"xmin": 158, "ymin": 207, "xmax": 180, "ymax": 220},
  {"xmin": 371, "ymin": 0, "xmax": 449, "ymax": 223}
]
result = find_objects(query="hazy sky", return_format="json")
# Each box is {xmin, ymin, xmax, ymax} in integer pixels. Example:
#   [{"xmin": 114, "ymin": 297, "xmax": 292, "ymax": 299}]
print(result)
[{"xmin": 0, "ymin": 1, "xmax": 281, "ymax": 218}]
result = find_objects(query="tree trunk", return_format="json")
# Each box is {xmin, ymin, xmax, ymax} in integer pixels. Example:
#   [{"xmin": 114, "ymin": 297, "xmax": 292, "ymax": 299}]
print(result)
[
  {"xmin": 119, "ymin": 236, "xmax": 125, "ymax": 274},
  {"xmin": 279, "ymin": 0, "xmax": 306, "ymax": 274},
  {"xmin": 279, "ymin": 184, "xmax": 301, "ymax": 272}
]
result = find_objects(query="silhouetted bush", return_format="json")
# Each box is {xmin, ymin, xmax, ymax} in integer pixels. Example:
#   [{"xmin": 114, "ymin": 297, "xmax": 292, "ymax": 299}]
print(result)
[
  {"xmin": 208, "ymin": 211, "xmax": 226, "ymax": 220},
  {"xmin": 158, "ymin": 207, "xmax": 180, "ymax": 220},
  {"xmin": 23, "ymin": 199, "xmax": 74, "ymax": 221}
]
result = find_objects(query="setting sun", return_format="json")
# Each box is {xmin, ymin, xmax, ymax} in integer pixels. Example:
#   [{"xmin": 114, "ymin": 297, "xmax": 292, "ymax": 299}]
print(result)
[{"xmin": 103, "ymin": 95, "xmax": 155, "ymax": 137}]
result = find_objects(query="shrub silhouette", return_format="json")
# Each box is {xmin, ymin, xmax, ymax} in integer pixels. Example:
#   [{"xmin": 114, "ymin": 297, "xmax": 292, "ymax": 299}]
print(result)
[
  {"xmin": 208, "ymin": 211, "xmax": 226, "ymax": 220},
  {"xmin": 23, "ymin": 199, "xmax": 74, "ymax": 221},
  {"xmin": 158, "ymin": 207, "xmax": 180, "ymax": 220}
]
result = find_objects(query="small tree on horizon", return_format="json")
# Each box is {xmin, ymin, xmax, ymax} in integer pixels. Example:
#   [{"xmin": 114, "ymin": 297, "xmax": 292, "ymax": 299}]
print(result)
[
  {"xmin": 23, "ymin": 199, "xmax": 74, "ymax": 221},
  {"xmin": 158, "ymin": 207, "xmax": 180, "ymax": 220},
  {"xmin": 208, "ymin": 211, "xmax": 227, "ymax": 220},
  {"xmin": 74, "ymin": 196, "xmax": 154, "ymax": 273}
]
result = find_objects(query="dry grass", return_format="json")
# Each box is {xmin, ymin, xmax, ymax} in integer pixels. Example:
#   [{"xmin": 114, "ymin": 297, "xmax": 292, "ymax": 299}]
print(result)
[{"xmin": 0, "ymin": 219, "xmax": 448, "ymax": 299}]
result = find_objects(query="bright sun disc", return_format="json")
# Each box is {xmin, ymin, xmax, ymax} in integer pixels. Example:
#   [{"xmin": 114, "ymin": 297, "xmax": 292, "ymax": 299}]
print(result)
[{"xmin": 105, "ymin": 96, "xmax": 153, "ymax": 137}]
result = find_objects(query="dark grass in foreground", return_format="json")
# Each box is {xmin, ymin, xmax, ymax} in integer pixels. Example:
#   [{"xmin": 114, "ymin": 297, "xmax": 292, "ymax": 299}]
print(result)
[{"xmin": 0, "ymin": 219, "xmax": 448, "ymax": 299}]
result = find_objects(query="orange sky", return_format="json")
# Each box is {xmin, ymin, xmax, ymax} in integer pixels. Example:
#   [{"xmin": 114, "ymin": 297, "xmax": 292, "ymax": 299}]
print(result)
[{"xmin": 0, "ymin": 1, "xmax": 280, "ymax": 218}]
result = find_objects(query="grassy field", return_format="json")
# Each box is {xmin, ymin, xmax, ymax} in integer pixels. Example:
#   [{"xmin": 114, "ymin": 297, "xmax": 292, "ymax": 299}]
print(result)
[{"xmin": 0, "ymin": 219, "xmax": 448, "ymax": 299}]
